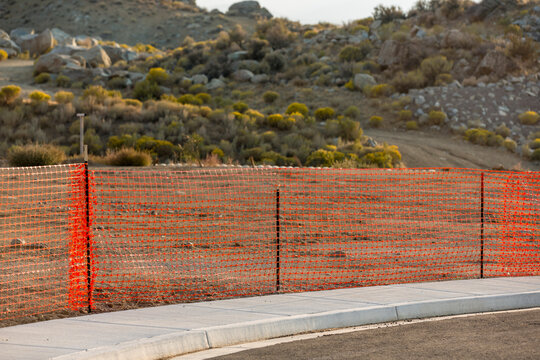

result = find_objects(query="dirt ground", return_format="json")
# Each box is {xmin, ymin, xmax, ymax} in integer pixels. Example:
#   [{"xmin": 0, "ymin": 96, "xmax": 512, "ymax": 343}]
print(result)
[{"xmin": 211, "ymin": 309, "xmax": 540, "ymax": 360}]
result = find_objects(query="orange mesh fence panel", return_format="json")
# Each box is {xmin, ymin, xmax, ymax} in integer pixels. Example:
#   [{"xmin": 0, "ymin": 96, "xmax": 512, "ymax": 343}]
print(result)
[
  {"xmin": 0, "ymin": 164, "xmax": 89, "ymax": 325},
  {"xmin": 91, "ymin": 168, "xmax": 278, "ymax": 307},
  {"xmin": 90, "ymin": 167, "xmax": 538, "ymax": 309}
]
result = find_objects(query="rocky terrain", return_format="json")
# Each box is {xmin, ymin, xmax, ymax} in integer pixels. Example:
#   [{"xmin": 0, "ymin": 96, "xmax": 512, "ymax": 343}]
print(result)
[{"xmin": 0, "ymin": 0, "xmax": 538, "ymax": 169}]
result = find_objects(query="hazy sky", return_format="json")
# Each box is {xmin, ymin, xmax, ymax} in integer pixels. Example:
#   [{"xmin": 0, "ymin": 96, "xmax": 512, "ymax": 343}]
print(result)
[{"xmin": 197, "ymin": 0, "xmax": 422, "ymax": 24}]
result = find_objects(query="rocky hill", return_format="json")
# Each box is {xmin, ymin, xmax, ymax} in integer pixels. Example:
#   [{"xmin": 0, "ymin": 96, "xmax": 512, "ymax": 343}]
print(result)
[
  {"xmin": 0, "ymin": 0, "xmax": 269, "ymax": 48},
  {"xmin": 0, "ymin": 0, "xmax": 539, "ymax": 169}
]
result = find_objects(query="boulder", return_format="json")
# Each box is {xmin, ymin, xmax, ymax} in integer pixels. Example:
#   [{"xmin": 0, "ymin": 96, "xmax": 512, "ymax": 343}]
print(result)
[
  {"xmin": 51, "ymin": 28, "xmax": 76, "ymax": 46},
  {"xmin": 192, "ymin": 74, "xmax": 209, "ymax": 85},
  {"xmin": 227, "ymin": 1, "xmax": 272, "ymax": 19},
  {"xmin": 0, "ymin": 29, "xmax": 9, "ymax": 40},
  {"xmin": 353, "ymin": 73, "xmax": 376, "ymax": 90},
  {"xmin": 74, "ymin": 46, "xmax": 112, "ymax": 68},
  {"xmin": 409, "ymin": 25, "xmax": 427, "ymax": 39},
  {"xmin": 50, "ymin": 45, "xmax": 86, "ymax": 56},
  {"xmin": 10, "ymin": 28, "xmax": 34, "ymax": 42},
  {"xmin": 476, "ymin": 50, "xmax": 518, "ymax": 78},
  {"xmin": 377, "ymin": 39, "xmax": 432, "ymax": 68},
  {"xmin": 207, "ymin": 78, "xmax": 226, "ymax": 90},
  {"xmin": 0, "ymin": 38, "xmax": 21, "ymax": 55},
  {"xmin": 232, "ymin": 69, "xmax": 254, "ymax": 82},
  {"xmin": 35, "ymin": 53, "xmax": 85, "ymax": 74},
  {"xmin": 101, "ymin": 45, "xmax": 137, "ymax": 63},
  {"xmin": 60, "ymin": 67, "xmax": 94, "ymax": 83},
  {"xmin": 442, "ymin": 29, "xmax": 473, "ymax": 49},
  {"xmin": 75, "ymin": 35, "xmax": 99, "ymax": 48},
  {"xmin": 228, "ymin": 50, "xmax": 248, "ymax": 61},
  {"xmin": 18, "ymin": 29, "xmax": 55, "ymax": 56},
  {"xmin": 251, "ymin": 74, "xmax": 269, "ymax": 84}
]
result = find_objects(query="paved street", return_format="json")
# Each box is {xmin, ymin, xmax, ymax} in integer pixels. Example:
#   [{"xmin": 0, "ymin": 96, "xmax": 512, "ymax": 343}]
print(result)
[{"xmin": 212, "ymin": 309, "xmax": 540, "ymax": 360}]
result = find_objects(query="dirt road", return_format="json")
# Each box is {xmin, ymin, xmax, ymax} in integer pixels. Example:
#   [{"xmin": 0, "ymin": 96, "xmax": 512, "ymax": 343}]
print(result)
[
  {"xmin": 212, "ymin": 309, "xmax": 540, "ymax": 360},
  {"xmin": 367, "ymin": 129, "xmax": 539, "ymax": 171}
]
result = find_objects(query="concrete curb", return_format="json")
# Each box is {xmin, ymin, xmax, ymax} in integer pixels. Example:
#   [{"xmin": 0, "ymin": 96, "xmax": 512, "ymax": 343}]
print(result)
[{"xmin": 52, "ymin": 291, "xmax": 540, "ymax": 360}]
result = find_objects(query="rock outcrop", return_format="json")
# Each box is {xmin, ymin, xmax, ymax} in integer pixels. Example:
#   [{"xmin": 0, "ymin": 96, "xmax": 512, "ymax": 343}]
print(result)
[
  {"xmin": 17, "ymin": 29, "xmax": 55, "ymax": 56},
  {"xmin": 227, "ymin": 1, "xmax": 272, "ymax": 19},
  {"xmin": 74, "ymin": 46, "xmax": 112, "ymax": 68},
  {"xmin": 34, "ymin": 53, "xmax": 85, "ymax": 74}
]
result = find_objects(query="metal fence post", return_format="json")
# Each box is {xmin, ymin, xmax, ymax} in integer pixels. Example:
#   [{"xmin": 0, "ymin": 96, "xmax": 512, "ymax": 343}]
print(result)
[
  {"xmin": 84, "ymin": 147, "xmax": 93, "ymax": 312},
  {"xmin": 480, "ymin": 172, "xmax": 485, "ymax": 279},
  {"xmin": 276, "ymin": 187, "xmax": 281, "ymax": 292}
]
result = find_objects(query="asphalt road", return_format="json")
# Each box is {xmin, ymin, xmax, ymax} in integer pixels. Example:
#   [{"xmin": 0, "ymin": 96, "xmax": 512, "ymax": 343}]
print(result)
[{"xmin": 211, "ymin": 310, "xmax": 540, "ymax": 360}]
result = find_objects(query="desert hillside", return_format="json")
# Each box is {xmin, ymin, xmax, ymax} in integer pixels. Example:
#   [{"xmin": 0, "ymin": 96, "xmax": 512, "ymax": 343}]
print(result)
[{"xmin": 0, "ymin": 0, "xmax": 539, "ymax": 170}]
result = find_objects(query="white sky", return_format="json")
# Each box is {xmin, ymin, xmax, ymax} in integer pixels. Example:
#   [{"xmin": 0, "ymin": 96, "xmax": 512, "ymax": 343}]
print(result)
[{"xmin": 197, "ymin": 0, "xmax": 423, "ymax": 24}]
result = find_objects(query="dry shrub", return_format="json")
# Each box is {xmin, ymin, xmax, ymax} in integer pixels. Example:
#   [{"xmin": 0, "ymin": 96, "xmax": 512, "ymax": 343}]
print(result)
[
  {"xmin": 8, "ymin": 144, "xmax": 66, "ymax": 166},
  {"xmin": 105, "ymin": 148, "xmax": 152, "ymax": 166},
  {"xmin": 519, "ymin": 111, "xmax": 539, "ymax": 125}
]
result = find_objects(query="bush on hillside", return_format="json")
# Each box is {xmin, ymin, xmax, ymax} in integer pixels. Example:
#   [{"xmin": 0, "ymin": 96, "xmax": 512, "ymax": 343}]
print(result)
[
  {"xmin": 503, "ymin": 138, "xmax": 517, "ymax": 152},
  {"xmin": 428, "ymin": 110, "xmax": 447, "ymax": 125},
  {"xmin": 338, "ymin": 41, "xmax": 373, "ymax": 62},
  {"xmin": 344, "ymin": 106, "xmax": 360, "ymax": 119},
  {"xmin": 263, "ymin": 91, "xmax": 279, "ymax": 104},
  {"xmin": 54, "ymin": 91, "xmax": 75, "ymax": 104},
  {"xmin": 0, "ymin": 49, "xmax": 7, "ymax": 61},
  {"xmin": 464, "ymin": 128, "xmax": 504, "ymax": 147},
  {"xmin": 34, "ymin": 73, "xmax": 51, "ymax": 84},
  {"xmin": 56, "ymin": 75, "xmax": 71, "ymax": 87},
  {"xmin": 233, "ymin": 102, "xmax": 249, "ymax": 113},
  {"xmin": 420, "ymin": 56, "xmax": 453, "ymax": 84},
  {"xmin": 518, "ymin": 111, "xmax": 539, "ymax": 125},
  {"xmin": 133, "ymin": 80, "xmax": 162, "ymax": 101},
  {"xmin": 373, "ymin": 5, "xmax": 405, "ymax": 23},
  {"xmin": 29, "ymin": 90, "xmax": 51, "ymax": 103},
  {"xmin": 406, "ymin": 120, "xmax": 419, "ymax": 130},
  {"xmin": 392, "ymin": 70, "xmax": 427, "ymax": 93},
  {"xmin": 315, "ymin": 107, "xmax": 335, "ymax": 121},
  {"xmin": 147, "ymin": 67, "xmax": 169, "ymax": 84},
  {"xmin": 105, "ymin": 148, "xmax": 153, "ymax": 166},
  {"xmin": 398, "ymin": 110, "xmax": 413, "ymax": 121},
  {"xmin": 368, "ymin": 84, "xmax": 394, "ymax": 98},
  {"xmin": 8, "ymin": 144, "xmax": 66, "ymax": 167},
  {"xmin": 0, "ymin": 85, "xmax": 21, "ymax": 105},
  {"xmin": 369, "ymin": 116, "xmax": 383, "ymax": 127},
  {"xmin": 286, "ymin": 102, "xmax": 309, "ymax": 117},
  {"xmin": 507, "ymin": 34, "xmax": 538, "ymax": 61}
]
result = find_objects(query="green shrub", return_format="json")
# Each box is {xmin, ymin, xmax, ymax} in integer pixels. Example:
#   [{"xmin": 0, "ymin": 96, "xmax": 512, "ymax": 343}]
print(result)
[
  {"xmin": 406, "ymin": 120, "xmax": 419, "ymax": 130},
  {"xmin": 428, "ymin": 110, "xmax": 447, "ymax": 125},
  {"xmin": 189, "ymin": 84, "xmax": 206, "ymax": 94},
  {"xmin": 8, "ymin": 144, "xmax": 66, "ymax": 166},
  {"xmin": 398, "ymin": 110, "xmax": 412, "ymax": 121},
  {"xmin": 361, "ymin": 145, "xmax": 401, "ymax": 168},
  {"xmin": 495, "ymin": 124, "xmax": 511, "ymax": 137},
  {"xmin": 531, "ymin": 149, "xmax": 540, "ymax": 162},
  {"xmin": 518, "ymin": 111, "xmax": 539, "ymax": 125},
  {"xmin": 146, "ymin": 67, "xmax": 169, "ymax": 84},
  {"xmin": 105, "ymin": 148, "xmax": 152, "ymax": 166},
  {"xmin": 338, "ymin": 41, "xmax": 372, "ymax": 62},
  {"xmin": 0, "ymin": 85, "xmax": 22, "ymax": 105},
  {"xmin": 286, "ymin": 102, "xmax": 309, "ymax": 117},
  {"xmin": 56, "ymin": 75, "xmax": 71, "ymax": 87},
  {"xmin": 107, "ymin": 77, "xmax": 127, "ymax": 89},
  {"xmin": 34, "ymin": 72, "xmax": 51, "ymax": 84},
  {"xmin": 507, "ymin": 34, "xmax": 538, "ymax": 61},
  {"xmin": 344, "ymin": 106, "xmax": 360, "ymax": 119},
  {"xmin": 178, "ymin": 94, "xmax": 202, "ymax": 106},
  {"xmin": 392, "ymin": 70, "xmax": 427, "ymax": 93},
  {"xmin": 420, "ymin": 56, "xmax": 453, "ymax": 84},
  {"xmin": 529, "ymin": 138, "xmax": 540, "ymax": 150},
  {"xmin": 303, "ymin": 30, "xmax": 318, "ymax": 39},
  {"xmin": 195, "ymin": 93, "xmax": 211, "ymax": 104},
  {"xmin": 435, "ymin": 73, "xmax": 453, "ymax": 86},
  {"xmin": 369, "ymin": 116, "xmax": 383, "ymax": 127},
  {"xmin": 133, "ymin": 79, "xmax": 162, "ymax": 101},
  {"xmin": 267, "ymin": 114, "xmax": 295, "ymax": 130},
  {"xmin": 0, "ymin": 49, "xmax": 7, "ymax": 61},
  {"xmin": 29, "ymin": 90, "xmax": 51, "ymax": 103},
  {"xmin": 123, "ymin": 98, "xmax": 143, "ymax": 107},
  {"xmin": 373, "ymin": 5, "xmax": 405, "ymax": 24},
  {"xmin": 136, "ymin": 136, "xmax": 179, "ymax": 162},
  {"xmin": 368, "ymin": 84, "xmax": 394, "ymax": 98},
  {"xmin": 503, "ymin": 138, "xmax": 517, "ymax": 152},
  {"xmin": 233, "ymin": 102, "xmax": 249, "ymax": 113},
  {"xmin": 263, "ymin": 91, "xmax": 279, "ymax": 104},
  {"xmin": 54, "ymin": 91, "xmax": 74, "ymax": 104},
  {"xmin": 306, "ymin": 149, "xmax": 345, "ymax": 167},
  {"xmin": 315, "ymin": 107, "xmax": 335, "ymax": 121},
  {"xmin": 464, "ymin": 128, "xmax": 504, "ymax": 146}
]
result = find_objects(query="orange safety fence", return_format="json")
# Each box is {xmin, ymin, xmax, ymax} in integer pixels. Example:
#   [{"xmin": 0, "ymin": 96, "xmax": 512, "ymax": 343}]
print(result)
[{"xmin": 0, "ymin": 166, "xmax": 538, "ymax": 326}]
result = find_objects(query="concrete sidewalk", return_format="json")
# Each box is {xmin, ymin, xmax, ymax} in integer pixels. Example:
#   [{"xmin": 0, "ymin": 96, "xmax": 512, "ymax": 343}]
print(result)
[{"xmin": 0, "ymin": 277, "xmax": 539, "ymax": 360}]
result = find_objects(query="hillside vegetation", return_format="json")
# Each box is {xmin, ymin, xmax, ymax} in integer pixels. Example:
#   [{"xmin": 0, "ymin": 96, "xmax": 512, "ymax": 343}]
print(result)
[{"xmin": 0, "ymin": 0, "xmax": 539, "ymax": 168}]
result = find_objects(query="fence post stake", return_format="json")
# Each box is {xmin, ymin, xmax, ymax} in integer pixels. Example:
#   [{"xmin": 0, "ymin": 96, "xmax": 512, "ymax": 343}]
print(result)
[
  {"xmin": 276, "ymin": 187, "xmax": 280, "ymax": 292},
  {"xmin": 480, "ymin": 172, "xmax": 485, "ymax": 279},
  {"xmin": 84, "ymin": 147, "xmax": 93, "ymax": 313}
]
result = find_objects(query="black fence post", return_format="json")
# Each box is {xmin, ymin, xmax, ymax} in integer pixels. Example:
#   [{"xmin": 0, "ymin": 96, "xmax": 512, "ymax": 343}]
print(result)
[
  {"xmin": 480, "ymin": 172, "xmax": 485, "ymax": 279},
  {"xmin": 84, "ymin": 160, "xmax": 92, "ymax": 312},
  {"xmin": 276, "ymin": 187, "xmax": 281, "ymax": 292}
]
